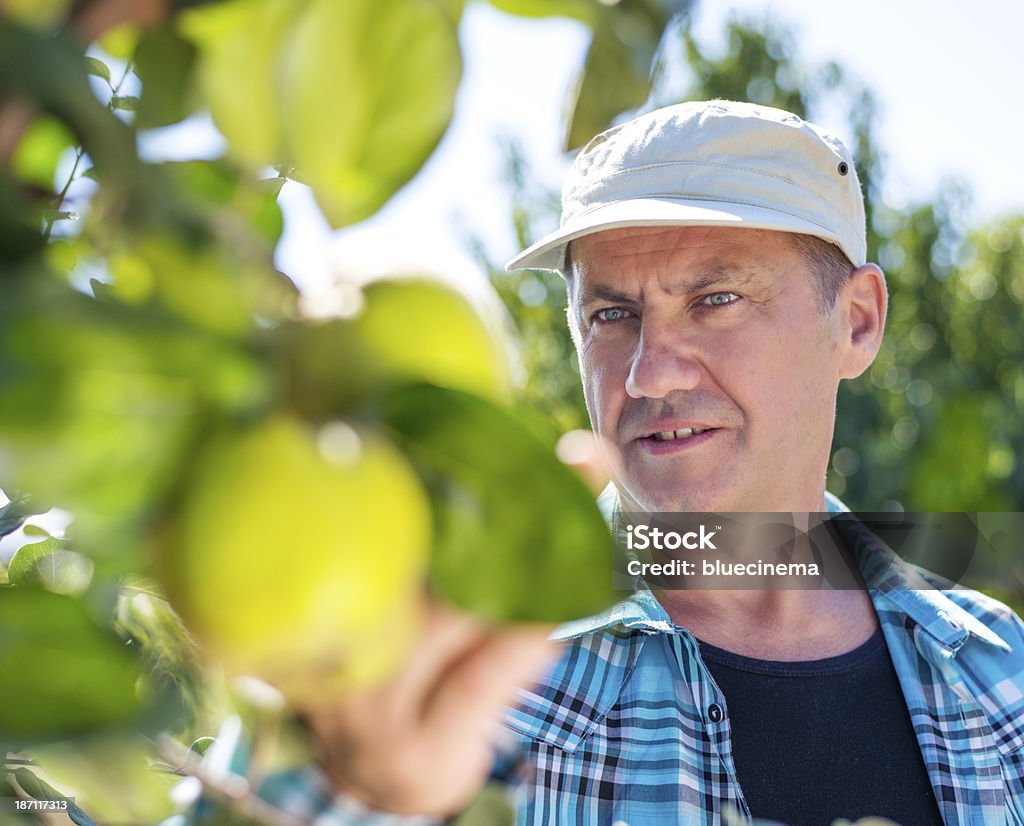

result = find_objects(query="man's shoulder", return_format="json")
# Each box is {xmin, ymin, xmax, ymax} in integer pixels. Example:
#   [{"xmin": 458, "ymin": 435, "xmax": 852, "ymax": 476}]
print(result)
[{"xmin": 942, "ymin": 585, "xmax": 1024, "ymax": 649}]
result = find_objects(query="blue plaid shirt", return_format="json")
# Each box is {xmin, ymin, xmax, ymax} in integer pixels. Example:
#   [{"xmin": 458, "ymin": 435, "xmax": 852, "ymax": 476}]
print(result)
[{"xmin": 181, "ymin": 501, "xmax": 1024, "ymax": 826}]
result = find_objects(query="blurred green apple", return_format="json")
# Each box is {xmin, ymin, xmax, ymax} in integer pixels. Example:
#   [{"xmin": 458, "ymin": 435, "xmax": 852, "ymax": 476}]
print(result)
[{"xmin": 159, "ymin": 415, "xmax": 430, "ymax": 703}]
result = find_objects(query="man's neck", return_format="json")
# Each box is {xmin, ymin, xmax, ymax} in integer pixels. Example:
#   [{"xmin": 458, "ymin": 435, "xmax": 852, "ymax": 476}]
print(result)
[
  {"xmin": 655, "ymin": 586, "xmax": 879, "ymax": 661},
  {"xmin": 653, "ymin": 513, "xmax": 879, "ymax": 660}
]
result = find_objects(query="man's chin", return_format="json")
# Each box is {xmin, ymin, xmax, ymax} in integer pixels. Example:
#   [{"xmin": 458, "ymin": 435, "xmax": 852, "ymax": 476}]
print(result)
[{"xmin": 617, "ymin": 483, "xmax": 734, "ymax": 515}]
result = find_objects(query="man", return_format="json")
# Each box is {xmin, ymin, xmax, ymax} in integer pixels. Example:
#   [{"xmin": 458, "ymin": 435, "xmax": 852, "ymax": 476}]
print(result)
[{"xmin": 196, "ymin": 102, "xmax": 1024, "ymax": 825}]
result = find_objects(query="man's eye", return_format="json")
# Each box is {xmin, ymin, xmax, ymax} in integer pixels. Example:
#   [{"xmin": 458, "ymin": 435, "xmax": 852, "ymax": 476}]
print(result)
[
  {"xmin": 704, "ymin": 292, "xmax": 740, "ymax": 307},
  {"xmin": 594, "ymin": 307, "xmax": 632, "ymax": 323}
]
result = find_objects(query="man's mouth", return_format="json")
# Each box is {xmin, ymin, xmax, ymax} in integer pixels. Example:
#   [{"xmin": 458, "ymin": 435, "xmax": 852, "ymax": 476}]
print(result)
[{"xmin": 649, "ymin": 427, "xmax": 713, "ymax": 442}]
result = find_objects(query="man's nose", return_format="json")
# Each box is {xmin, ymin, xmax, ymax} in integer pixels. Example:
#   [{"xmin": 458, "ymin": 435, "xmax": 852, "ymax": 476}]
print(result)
[{"xmin": 624, "ymin": 322, "xmax": 703, "ymax": 399}]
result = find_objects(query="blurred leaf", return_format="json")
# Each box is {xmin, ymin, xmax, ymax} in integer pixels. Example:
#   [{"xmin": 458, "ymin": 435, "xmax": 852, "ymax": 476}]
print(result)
[
  {"xmin": 0, "ymin": 0, "xmax": 71, "ymax": 28},
  {"xmin": 189, "ymin": 735, "xmax": 215, "ymax": 755},
  {"xmin": 354, "ymin": 278, "xmax": 511, "ymax": 400},
  {"xmin": 32, "ymin": 736, "xmax": 175, "ymax": 824},
  {"xmin": 98, "ymin": 23, "xmax": 138, "ymax": 60},
  {"xmin": 44, "ymin": 236, "xmax": 79, "ymax": 275},
  {"xmin": 485, "ymin": 0, "xmax": 596, "ymax": 24},
  {"xmin": 104, "ymin": 233, "xmax": 273, "ymax": 335},
  {"xmin": 566, "ymin": 0, "xmax": 675, "ymax": 149},
  {"xmin": 133, "ymin": 25, "xmax": 199, "ymax": 128},
  {"xmin": 0, "ymin": 774, "xmax": 47, "ymax": 824},
  {"xmin": 10, "ymin": 115, "xmax": 75, "ymax": 191},
  {"xmin": 0, "ymin": 284, "xmax": 270, "ymax": 543},
  {"xmin": 0, "ymin": 589, "xmax": 142, "ymax": 741},
  {"xmin": 282, "ymin": 0, "xmax": 462, "ymax": 226},
  {"xmin": 0, "ymin": 495, "xmax": 34, "ymax": 538},
  {"xmin": 0, "ymin": 24, "xmax": 140, "ymax": 202},
  {"xmin": 12, "ymin": 767, "xmax": 78, "ymax": 815},
  {"xmin": 13, "ymin": 767, "xmax": 48, "ymax": 797},
  {"xmin": 280, "ymin": 316, "xmax": 373, "ymax": 418},
  {"xmin": 88, "ymin": 276, "xmax": 114, "ymax": 302},
  {"xmin": 0, "ymin": 178, "xmax": 46, "ymax": 265},
  {"xmin": 908, "ymin": 398, "xmax": 1011, "ymax": 511},
  {"xmin": 384, "ymin": 385, "xmax": 619, "ymax": 623},
  {"xmin": 25, "ymin": 549, "xmax": 93, "ymax": 595},
  {"xmin": 82, "ymin": 56, "xmax": 111, "ymax": 84},
  {"xmin": 7, "ymin": 536, "xmax": 62, "ymax": 585},
  {"xmin": 115, "ymin": 577, "xmax": 207, "ymax": 736},
  {"xmin": 179, "ymin": 0, "xmax": 298, "ymax": 167},
  {"xmin": 160, "ymin": 160, "xmax": 285, "ymax": 249},
  {"xmin": 285, "ymin": 277, "xmax": 511, "ymax": 420},
  {"xmin": 110, "ymin": 95, "xmax": 139, "ymax": 112}
]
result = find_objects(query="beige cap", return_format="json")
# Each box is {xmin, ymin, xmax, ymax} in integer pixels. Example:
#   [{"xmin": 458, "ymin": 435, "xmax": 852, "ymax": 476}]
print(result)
[{"xmin": 506, "ymin": 100, "xmax": 866, "ymax": 271}]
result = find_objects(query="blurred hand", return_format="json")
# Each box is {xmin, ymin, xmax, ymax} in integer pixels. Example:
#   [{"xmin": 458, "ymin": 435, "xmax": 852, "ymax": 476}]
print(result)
[
  {"xmin": 556, "ymin": 429, "xmax": 611, "ymax": 495},
  {"xmin": 302, "ymin": 600, "xmax": 561, "ymax": 816}
]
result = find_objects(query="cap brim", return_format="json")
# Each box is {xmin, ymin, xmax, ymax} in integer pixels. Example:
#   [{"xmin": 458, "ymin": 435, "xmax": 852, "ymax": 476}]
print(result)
[{"xmin": 505, "ymin": 198, "xmax": 846, "ymax": 271}]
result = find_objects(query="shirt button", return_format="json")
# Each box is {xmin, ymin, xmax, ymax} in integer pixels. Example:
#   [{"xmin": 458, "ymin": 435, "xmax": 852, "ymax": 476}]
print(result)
[{"xmin": 707, "ymin": 703, "xmax": 724, "ymax": 723}]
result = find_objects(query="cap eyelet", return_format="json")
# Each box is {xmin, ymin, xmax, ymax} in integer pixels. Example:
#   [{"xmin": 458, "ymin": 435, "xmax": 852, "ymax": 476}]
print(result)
[{"xmin": 837, "ymin": 161, "xmax": 849, "ymax": 176}]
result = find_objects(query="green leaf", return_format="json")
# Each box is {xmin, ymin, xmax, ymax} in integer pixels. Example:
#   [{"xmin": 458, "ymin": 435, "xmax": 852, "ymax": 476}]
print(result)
[
  {"xmin": 13, "ymin": 767, "xmax": 79, "ymax": 815},
  {"xmin": 566, "ymin": 7, "xmax": 660, "ymax": 149},
  {"xmin": 179, "ymin": 0, "xmax": 298, "ymax": 167},
  {"xmin": 10, "ymin": 115, "xmax": 75, "ymax": 191},
  {"xmin": 0, "ymin": 589, "xmax": 143, "ymax": 741},
  {"xmin": 133, "ymin": 25, "xmax": 199, "ymax": 129},
  {"xmin": 8, "ymin": 542, "xmax": 92, "ymax": 595},
  {"xmin": 160, "ymin": 160, "xmax": 285, "ymax": 248},
  {"xmin": 110, "ymin": 95, "xmax": 139, "ymax": 112},
  {"xmin": 384, "ymin": 385, "xmax": 620, "ymax": 623},
  {"xmin": 0, "ymin": 496, "xmax": 34, "ymax": 538},
  {"xmin": 284, "ymin": 277, "xmax": 510, "ymax": 420},
  {"xmin": 1, "ymin": 0, "xmax": 72, "ymax": 29},
  {"xmin": 82, "ymin": 55, "xmax": 111, "ymax": 84},
  {"xmin": 282, "ymin": 0, "xmax": 463, "ymax": 226},
  {"xmin": 7, "ymin": 536, "xmax": 62, "ymax": 585},
  {"xmin": 98, "ymin": 24, "xmax": 138, "ymax": 60},
  {"xmin": 0, "ymin": 177, "xmax": 47, "ymax": 265},
  {"xmin": 353, "ymin": 278, "xmax": 511, "ymax": 400},
  {"xmin": 13, "ymin": 765, "xmax": 100, "ymax": 826},
  {"xmin": 31, "ymin": 736, "xmax": 173, "ymax": 823},
  {"xmin": 485, "ymin": 0, "xmax": 596, "ymax": 24},
  {"xmin": 0, "ymin": 284, "xmax": 270, "ymax": 545},
  {"xmin": 189, "ymin": 735, "xmax": 215, "ymax": 756},
  {"xmin": 0, "ymin": 24, "xmax": 139, "ymax": 187}
]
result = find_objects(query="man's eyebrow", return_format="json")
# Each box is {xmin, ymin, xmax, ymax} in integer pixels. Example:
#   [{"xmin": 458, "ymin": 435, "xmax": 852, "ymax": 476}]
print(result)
[
  {"xmin": 576, "ymin": 283, "xmax": 639, "ymax": 306},
  {"xmin": 679, "ymin": 264, "xmax": 759, "ymax": 293},
  {"xmin": 576, "ymin": 264, "xmax": 760, "ymax": 305}
]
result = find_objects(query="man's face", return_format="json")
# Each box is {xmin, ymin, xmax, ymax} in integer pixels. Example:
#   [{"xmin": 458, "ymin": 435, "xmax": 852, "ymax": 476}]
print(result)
[{"xmin": 568, "ymin": 225, "xmax": 852, "ymax": 513}]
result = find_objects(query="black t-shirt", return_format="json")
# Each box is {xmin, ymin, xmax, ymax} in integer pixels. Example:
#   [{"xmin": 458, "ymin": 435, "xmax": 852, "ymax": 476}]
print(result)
[{"xmin": 698, "ymin": 628, "xmax": 945, "ymax": 826}]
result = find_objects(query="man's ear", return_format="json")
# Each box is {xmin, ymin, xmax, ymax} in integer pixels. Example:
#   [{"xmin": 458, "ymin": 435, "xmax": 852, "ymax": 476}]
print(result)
[{"xmin": 838, "ymin": 263, "xmax": 887, "ymax": 380}]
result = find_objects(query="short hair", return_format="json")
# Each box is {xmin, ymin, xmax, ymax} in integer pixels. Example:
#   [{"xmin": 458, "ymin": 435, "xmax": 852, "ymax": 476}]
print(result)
[
  {"xmin": 561, "ymin": 231, "xmax": 855, "ymax": 315},
  {"xmin": 789, "ymin": 233, "xmax": 855, "ymax": 313}
]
